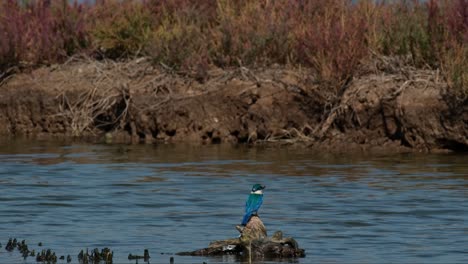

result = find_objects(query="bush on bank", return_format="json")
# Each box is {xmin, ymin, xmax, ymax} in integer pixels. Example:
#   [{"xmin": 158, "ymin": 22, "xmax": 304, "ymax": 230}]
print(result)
[{"xmin": 0, "ymin": 0, "xmax": 466, "ymax": 94}]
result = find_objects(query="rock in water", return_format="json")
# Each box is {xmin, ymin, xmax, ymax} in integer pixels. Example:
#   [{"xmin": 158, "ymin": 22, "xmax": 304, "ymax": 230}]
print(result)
[
  {"xmin": 237, "ymin": 215, "xmax": 267, "ymax": 243},
  {"xmin": 177, "ymin": 216, "xmax": 305, "ymax": 259}
]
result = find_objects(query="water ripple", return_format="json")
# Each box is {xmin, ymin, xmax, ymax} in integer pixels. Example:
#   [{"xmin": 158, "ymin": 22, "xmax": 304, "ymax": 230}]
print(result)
[{"xmin": 0, "ymin": 142, "xmax": 467, "ymax": 263}]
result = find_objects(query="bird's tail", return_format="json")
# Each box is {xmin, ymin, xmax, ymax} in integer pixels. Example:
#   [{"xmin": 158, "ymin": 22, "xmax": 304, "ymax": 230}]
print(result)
[{"xmin": 241, "ymin": 212, "xmax": 252, "ymax": 226}]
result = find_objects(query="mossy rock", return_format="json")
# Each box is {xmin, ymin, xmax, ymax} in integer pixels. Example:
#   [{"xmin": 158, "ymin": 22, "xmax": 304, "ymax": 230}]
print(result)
[{"xmin": 177, "ymin": 216, "xmax": 305, "ymax": 259}]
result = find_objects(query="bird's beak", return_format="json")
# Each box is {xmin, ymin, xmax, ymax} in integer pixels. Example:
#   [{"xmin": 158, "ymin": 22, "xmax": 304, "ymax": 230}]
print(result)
[{"xmin": 261, "ymin": 185, "xmax": 266, "ymax": 190}]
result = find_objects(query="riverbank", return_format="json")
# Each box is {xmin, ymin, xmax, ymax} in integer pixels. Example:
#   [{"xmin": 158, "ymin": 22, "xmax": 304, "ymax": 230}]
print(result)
[{"xmin": 0, "ymin": 57, "xmax": 466, "ymax": 153}]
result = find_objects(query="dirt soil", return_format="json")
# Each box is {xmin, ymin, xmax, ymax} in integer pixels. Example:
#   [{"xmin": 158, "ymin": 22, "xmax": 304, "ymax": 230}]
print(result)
[{"xmin": 0, "ymin": 57, "xmax": 467, "ymax": 152}]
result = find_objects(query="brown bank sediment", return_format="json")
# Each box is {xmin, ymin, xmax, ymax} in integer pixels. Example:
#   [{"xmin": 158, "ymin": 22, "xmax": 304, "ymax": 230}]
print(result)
[{"xmin": 0, "ymin": 58, "xmax": 466, "ymax": 153}]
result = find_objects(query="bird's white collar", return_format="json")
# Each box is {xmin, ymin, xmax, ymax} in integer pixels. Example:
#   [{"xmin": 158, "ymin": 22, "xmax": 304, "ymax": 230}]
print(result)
[{"xmin": 251, "ymin": 190, "xmax": 263, "ymax": 195}]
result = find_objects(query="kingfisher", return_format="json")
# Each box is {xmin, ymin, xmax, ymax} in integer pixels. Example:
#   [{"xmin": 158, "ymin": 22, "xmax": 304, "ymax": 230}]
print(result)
[{"xmin": 241, "ymin": 184, "xmax": 266, "ymax": 226}]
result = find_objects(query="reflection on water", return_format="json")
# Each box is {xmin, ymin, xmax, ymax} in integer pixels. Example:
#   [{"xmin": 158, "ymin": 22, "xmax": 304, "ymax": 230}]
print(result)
[{"xmin": 0, "ymin": 139, "xmax": 467, "ymax": 263}]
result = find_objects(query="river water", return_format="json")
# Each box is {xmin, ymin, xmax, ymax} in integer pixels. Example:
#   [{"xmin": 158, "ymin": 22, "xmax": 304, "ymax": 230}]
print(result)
[{"xmin": 0, "ymin": 139, "xmax": 467, "ymax": 263}]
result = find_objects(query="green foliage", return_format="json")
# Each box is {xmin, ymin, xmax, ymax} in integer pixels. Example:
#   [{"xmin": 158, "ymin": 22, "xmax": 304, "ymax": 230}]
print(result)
[
  {"xmin": 442, "ymin": 44, "xmax": 468, "ymax": 96},
  {"xmin": 439, "ymin": 0, "xmax": 468, "ymax": 94},
  {"xmin": 145, "ymin": 5, "xmax": 209, "ymax": 70},
  {"xmin": 90, "ymin": 0, "xmax": 152, "ymax": 58}
]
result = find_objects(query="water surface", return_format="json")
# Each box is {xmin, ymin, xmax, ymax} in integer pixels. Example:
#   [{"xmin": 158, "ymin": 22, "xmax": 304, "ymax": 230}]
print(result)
[{"xmin": 0, "ymin": 139, "xmax": 467, "ymax": 263}]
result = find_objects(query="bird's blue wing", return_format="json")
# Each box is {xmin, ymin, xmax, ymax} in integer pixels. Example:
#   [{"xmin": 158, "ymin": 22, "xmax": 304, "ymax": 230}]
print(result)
[
  {"xmin": 242, "ymin": 194, "xmax": 263, "ymax": 225},
  {"xmin": 246, "ymin": 194, "xmax": 263, "ymax": 214}
]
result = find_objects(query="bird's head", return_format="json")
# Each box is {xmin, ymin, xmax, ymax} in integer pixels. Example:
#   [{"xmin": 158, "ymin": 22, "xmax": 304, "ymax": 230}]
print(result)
[{"xmin": 251, "ymin": 184, "xmax": 266, "ymax": 194}]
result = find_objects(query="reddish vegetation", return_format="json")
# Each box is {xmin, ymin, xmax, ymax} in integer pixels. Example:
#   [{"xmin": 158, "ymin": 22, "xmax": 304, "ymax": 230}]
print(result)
[
  {"xmin": 0, "ymin": 0, "xmax": 466, "ymax": 91},
  {"xmin": 0, "ymin": 0, "xmax": 467, "ymax": 152}
]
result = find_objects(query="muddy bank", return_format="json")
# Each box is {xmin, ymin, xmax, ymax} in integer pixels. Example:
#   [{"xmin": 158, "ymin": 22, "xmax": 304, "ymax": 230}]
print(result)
[{"xmin": 0, "ymin": 57, "xmax": 466, "ymax": 152}]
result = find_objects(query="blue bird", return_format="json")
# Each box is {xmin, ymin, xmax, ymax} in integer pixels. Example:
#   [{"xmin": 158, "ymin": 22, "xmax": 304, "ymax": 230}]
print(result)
[{"xmin": 241, "ymin": 184, "xmax": 266, "ymax": 226}]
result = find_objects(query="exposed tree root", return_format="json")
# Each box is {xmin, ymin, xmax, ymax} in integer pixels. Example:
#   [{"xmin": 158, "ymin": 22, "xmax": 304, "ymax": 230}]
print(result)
[{"xmin": 0, "ymin": 56, "xmax": 466, "ymax": 152}]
